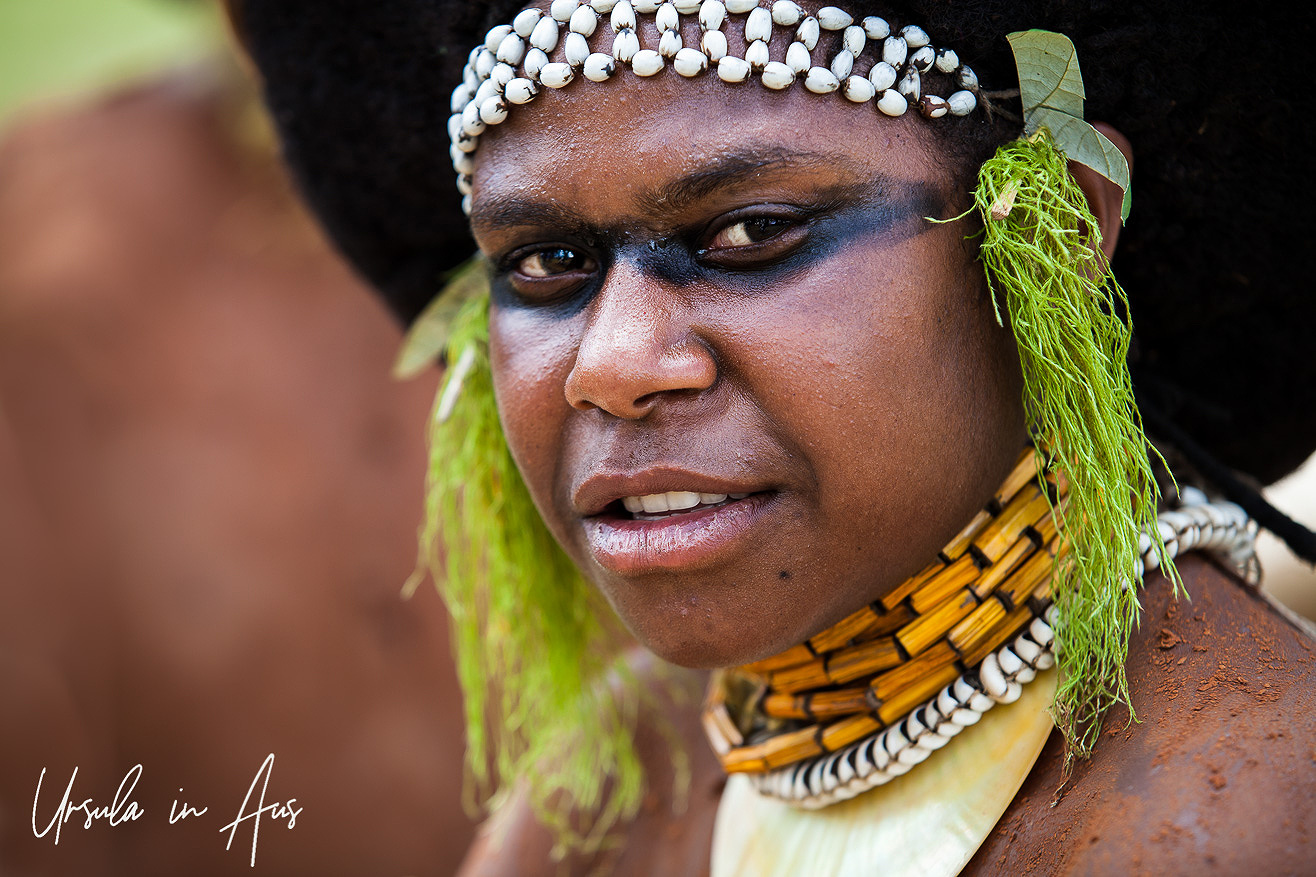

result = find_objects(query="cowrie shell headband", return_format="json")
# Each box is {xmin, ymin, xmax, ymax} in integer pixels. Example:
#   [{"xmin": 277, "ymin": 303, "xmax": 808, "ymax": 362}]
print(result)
[{"xmin": 449, "ymin": 0, "xmax": 983, "ymax": 213}]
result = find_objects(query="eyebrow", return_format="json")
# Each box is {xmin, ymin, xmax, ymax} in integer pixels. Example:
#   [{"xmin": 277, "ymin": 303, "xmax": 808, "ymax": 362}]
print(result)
[{"xmin": 468, "ymin": 146, "xmax": 884, "ymax": 234}]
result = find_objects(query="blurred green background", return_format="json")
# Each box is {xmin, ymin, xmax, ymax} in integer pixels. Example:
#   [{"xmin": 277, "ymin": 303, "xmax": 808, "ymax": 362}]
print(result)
[{"xmin": 0, "ymin": 0, "xmax": 222, "ymax": 130}]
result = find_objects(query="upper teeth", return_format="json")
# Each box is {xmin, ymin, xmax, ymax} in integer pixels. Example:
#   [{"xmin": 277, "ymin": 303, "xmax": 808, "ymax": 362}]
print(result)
[{"xmin": 621, "ymin": 491, "xmax": 748, "ymax": 514}]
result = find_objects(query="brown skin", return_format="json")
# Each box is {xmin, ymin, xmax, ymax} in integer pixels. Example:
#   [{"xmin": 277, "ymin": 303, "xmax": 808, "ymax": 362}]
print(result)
[
  {"xmin": 456, "ymin": 13, "xmax": 1314, "ymax": 872},
  {"xmin": 0, "ymin": 76, "xmax": 476, "ymax": 875},
  {"xmin": 474, "ymin": 63, "xmax": 1026, "ymax": 670},
  {"xmin": 460, "ymin": 558, "xmax": 1316, "ymax": 876}
]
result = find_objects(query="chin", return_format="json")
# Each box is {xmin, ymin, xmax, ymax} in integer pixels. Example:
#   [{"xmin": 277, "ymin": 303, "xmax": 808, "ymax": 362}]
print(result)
[{"xmin": 625, "ymin": 611, "xmax": 808, "ymax": 671}]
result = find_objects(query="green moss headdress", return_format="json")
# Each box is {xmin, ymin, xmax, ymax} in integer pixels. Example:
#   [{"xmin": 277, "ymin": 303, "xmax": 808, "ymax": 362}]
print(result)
[{"xmin": 398, "ymin": 26, "xmax": 1174, "ymax": 847}]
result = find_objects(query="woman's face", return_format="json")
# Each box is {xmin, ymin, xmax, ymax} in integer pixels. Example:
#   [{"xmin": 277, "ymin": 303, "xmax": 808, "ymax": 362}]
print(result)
[{"xmin": 469, "ymin": 62, "xmax": 1026, "ymax": 668}]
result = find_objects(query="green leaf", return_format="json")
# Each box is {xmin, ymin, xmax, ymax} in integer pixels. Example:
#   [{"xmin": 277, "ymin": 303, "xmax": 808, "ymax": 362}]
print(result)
[
  {"xmin": 1008, "ymin": 29, "xmax": 1132, "ymax": 222},
  {"xmin": 1008, "ymin": 30, "xmax": 1085, "ymax": 119},
  {"xmin": 1028, "ymin": 107, "xmax": 1132, "ymax": 222},
  {"xmin": 392, "ymin": 256, "xmax": 490, "ymax": 379}
]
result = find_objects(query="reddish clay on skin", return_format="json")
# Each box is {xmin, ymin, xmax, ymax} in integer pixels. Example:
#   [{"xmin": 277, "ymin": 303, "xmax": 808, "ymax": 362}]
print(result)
[{"xmin": 460, "ymin": 557, "xmax": 1316, "ymax": 876}]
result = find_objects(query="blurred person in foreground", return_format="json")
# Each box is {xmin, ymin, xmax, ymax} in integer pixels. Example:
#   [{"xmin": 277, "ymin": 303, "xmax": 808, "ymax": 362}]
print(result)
[{"xmin": 0, "ymin": 18, "xmax": 476, "ymax": 877}]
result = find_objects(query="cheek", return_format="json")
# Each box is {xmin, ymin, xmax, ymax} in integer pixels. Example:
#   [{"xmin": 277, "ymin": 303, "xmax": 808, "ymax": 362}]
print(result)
[
  {"xmin": 488, "ymin": 305, "xmax": 577, "ymax": 518},
  {"xmin": 740, "ymin": 225, "xmax": 1023, "ymax": 537}
]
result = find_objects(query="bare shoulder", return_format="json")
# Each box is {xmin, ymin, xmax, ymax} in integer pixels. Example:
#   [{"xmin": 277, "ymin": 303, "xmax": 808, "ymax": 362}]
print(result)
[
  {"xmin": 458, "ymin": 652, "xmax": 725, "ymax": 877},
  {"xmin": 968, "ymin": 554, "xmax": 1316, "ymax": 876}
]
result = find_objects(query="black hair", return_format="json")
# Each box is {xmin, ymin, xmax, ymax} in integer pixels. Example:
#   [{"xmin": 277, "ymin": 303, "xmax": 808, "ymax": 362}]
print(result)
[{"xmin": 234, "ymin": 0, "xmax": 1316, "ymax": 515}]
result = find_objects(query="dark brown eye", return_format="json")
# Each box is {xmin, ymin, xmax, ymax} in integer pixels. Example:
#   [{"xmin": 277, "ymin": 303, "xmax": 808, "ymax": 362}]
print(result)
[
  {"xmin": 708, "ymin": 216, "xmax": 795, "ymax": 249},
  {"xmin": 518, "ymin": 247, "xmax": 594, "ymax": 277}
]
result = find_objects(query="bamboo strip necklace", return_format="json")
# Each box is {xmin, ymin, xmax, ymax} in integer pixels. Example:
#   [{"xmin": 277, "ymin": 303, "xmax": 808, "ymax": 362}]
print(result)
[{"xmin": 701, "ymin": 447, "xmax": 1258, "ymax": 810}]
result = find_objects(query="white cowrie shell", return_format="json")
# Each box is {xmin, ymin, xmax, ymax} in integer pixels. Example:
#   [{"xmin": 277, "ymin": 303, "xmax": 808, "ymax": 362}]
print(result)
[
  {"xmin": 1029, "ymin": 617, "xmax": 1054, "ymax": 647},
  {"xmin": 550, "ymin": 0, "xmax": 579, "ymax": 22},
  {"xmin": 485, "ymin": 24, "xmax": 514, "ymax": 51},
  {"xmin": 699, "ymin": 0, "xmax": 725, "ymax": 31},
  {"xmin": 673, "ymin": 47, "xmax": 709, "ymax": 76},
  {"xmin": 472, "ymin": 78, "xmax": 500, "ymax": 106},
  {"xmin": 804, "ymin": 66, "xmax": 840, "ymax": 93},
  {"xmin": 539, "ymin": 62, "xmax": 575, "ymax": 89},
  {"xmin": 717, "ymin": 54, "xmax": 751, "ymax": 81},
  {"xmin": 957, "ymin": 64, "xmax": 978, "ymax": 90},
  {"xmin": 495, "ymin": 33, "xmax": 526, "ymax": 65},
  {"xmin": 478, "ymin": 96, "xmax": 508, "ymax": 125},
  {"xmin": 504, "ymin": 77, "xmax": 539, "ymax": 104},
  {"xmin": 460, "ymin": 101, "xmax": 485, "ymax": 136},
  {"xmin": 842, "ymin": 24, "xmax": 865, "ymax": 54},
  {"xmin": 447, "ymin": 114, "xmax": 464, "ymax": 142},
  {"xmin": 591, "ymin": 0, "xmax": 619, "ymax": 11},
  {"xmin": 935, "ymin": 47, "xmax": 959, "ymax": 73},
  {"xmin": 745, "ymin": 39, "xmax": 770, "ymax": 70},
  {"xmin": 918, "ymin": 94, "xmax": 948, "ymax": 117},
  {"xmin": 948, "ymin": 89, "xmax": 977, "ymax": 115},
  {"xmin": 659, "ymin": 29, "xmax": 683, "ymax": 57},
  {"xmin": 829, "ymin": 49, "xmax": 854, "ymax": 79},
  {"xmin": 745, "ymin": 7, "xmax": 772, "ymax": 42},
  {"xmin": 450, "ymin": 145, "xmax": 474, "ymax": 175},
  {"xmin": 613, "ymin": 28, "xmax": 640, "ymax": 61},
  {"xmin": 795, "ymin": 16, "xmax": 820, "ymax": 49},
  {"xmin": 474, "ymin": 48, "xmax": 497, "ymax": 78},
  {"xmin": 725, "ymin": 0, "xmax": 757, "ymax": 12},
  {"xmin": 701, "ymin": 30, "xmax": 728, "ymax": 59},
  {"xmin": 631, "ymin": 49, "xmax": 665, "ymax": 75},
  {"xmin": 761, "ymin": 60, "xmax": 795, "ymax": 89},
  {"xmin": 862, "ymin": 15, "xmax": 889, "ymax": 39},
  {"xmin": 453, "ymin": 130, "xmax": 478, "ymax": 152},
  {"xmin": 1013, "ymin": 635, "xmax": 1043, "ymax": 664},
  {"xmin": 842, "ymin": 74, "xmax": 876, "ymax": 102},
  {"xmin": 655, "ymin": 2, "xmax": 679, "ymax": 32},
  {"xmin": 816, "ymin": 6, "xmax": 852, "ymax": 29},
  {"xmin": 513, "ymin": 8, "xmax": 542, "ymax": 37},
  {"xmin": 674, "ymin": 0, "xmax": 701, "ymax": 12},
  {"xmin": 998, "ymin": 647, "xmax": 1024, "ymax": 676},
  {"xmin": 584, "ymin": 52, "xmax": 617, "ymax": 80},
  {"xmin": 868, "ymin": 60, "xmax": 896, "ymax": 90},
  {"xmin": 911, "ymin": 44, "xmax": 935, "ymax": 72},
  {"xmin": 633, "ymin": 0, "xmax": 660, "ymax": 11},
  {"xmin": 456, "ymin": 173, "xmax": 473, "ymax": 195},
  {"xmin": 565, "ymin": 32, "xmax": 591, "ymax": 66},
  {"xmin": 490, "ymin": 63, "xmax": 516, "ymax": 87},
  {"xmin": 771, "ymin": 0, "xmax": 803, "ymax": 26},
  {"xmin": 611, "ymin": 0, "xmax": 636, "ymax": 31},
  {"xmin": 785, "ymin": 41, "xmax": 811, "ymax": 73},
  {"xmin": 896, "ymin": 744, "xmax": 932, "ymax": 766},
  {"xmin": 877, "ymin": 89, "xmax": 908, "ymax": 116},
  {"xmin": 979, "ymin": 654, "xmax": 1008, "ymax": 698},
  {"xmin": 530, "ymin": 17, "xmax": 560, "ymax": 52},
  {"xmin": 450, "ymin": 84, "xmax": 474, "ymax": 114},
  {"xmin": 461, "ymin": 65, "xmax": 478, "ymax": 91},
  {"xmin": 900, "ymin": 24, "xmax": 930, "ymax": 48},
  {"xmin": 898, "ymin": 68, "xmax": 920, "ymax": 100},
  {"xmin": 936, "ymin": 687, "xmax": 959, "ymax": 719},
  {"xmin": 524, "ymin": 48, "xmax": 550, "ymax": 78},
  {"xmin": 882, "ymin": 35, "xmax": 907, "ymax": 67},
  {"xmin": 569, "ymin": 5, "xmax": 598, "ymax": 35}
]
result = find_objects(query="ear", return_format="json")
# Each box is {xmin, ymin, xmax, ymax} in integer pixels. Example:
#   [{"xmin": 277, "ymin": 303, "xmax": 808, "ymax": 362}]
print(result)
[{"xmin": 1066, "ymin": 122, "xmax": 1134, "ymax": 261}]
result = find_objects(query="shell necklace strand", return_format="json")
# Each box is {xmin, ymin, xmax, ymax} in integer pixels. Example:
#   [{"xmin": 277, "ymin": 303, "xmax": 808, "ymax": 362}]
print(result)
[{"xmin": 702, "ymin": 447, "xmax": 1258, "ymax": 876}]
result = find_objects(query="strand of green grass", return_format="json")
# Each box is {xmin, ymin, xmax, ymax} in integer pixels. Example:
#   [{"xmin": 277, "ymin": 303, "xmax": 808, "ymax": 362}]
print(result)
[
  {"xmin": 409, "ymin": 291, "xmax": 652, "ymax": 857},
  {"xmin": 973, "ymin": 130, "xmax": 1177, "ymax": 766}
]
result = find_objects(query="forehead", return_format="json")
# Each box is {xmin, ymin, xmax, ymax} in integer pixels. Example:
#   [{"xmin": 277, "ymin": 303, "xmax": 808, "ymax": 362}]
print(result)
[{"xmin": 469, "ymin": 69, "xmax": 950, "ymax": 229}]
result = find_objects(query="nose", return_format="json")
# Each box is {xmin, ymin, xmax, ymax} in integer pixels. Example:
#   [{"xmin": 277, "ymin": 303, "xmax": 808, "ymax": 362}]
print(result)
[{"xmin": 564, "ymin": 263, "xmax": 717, "ymax": 419}]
